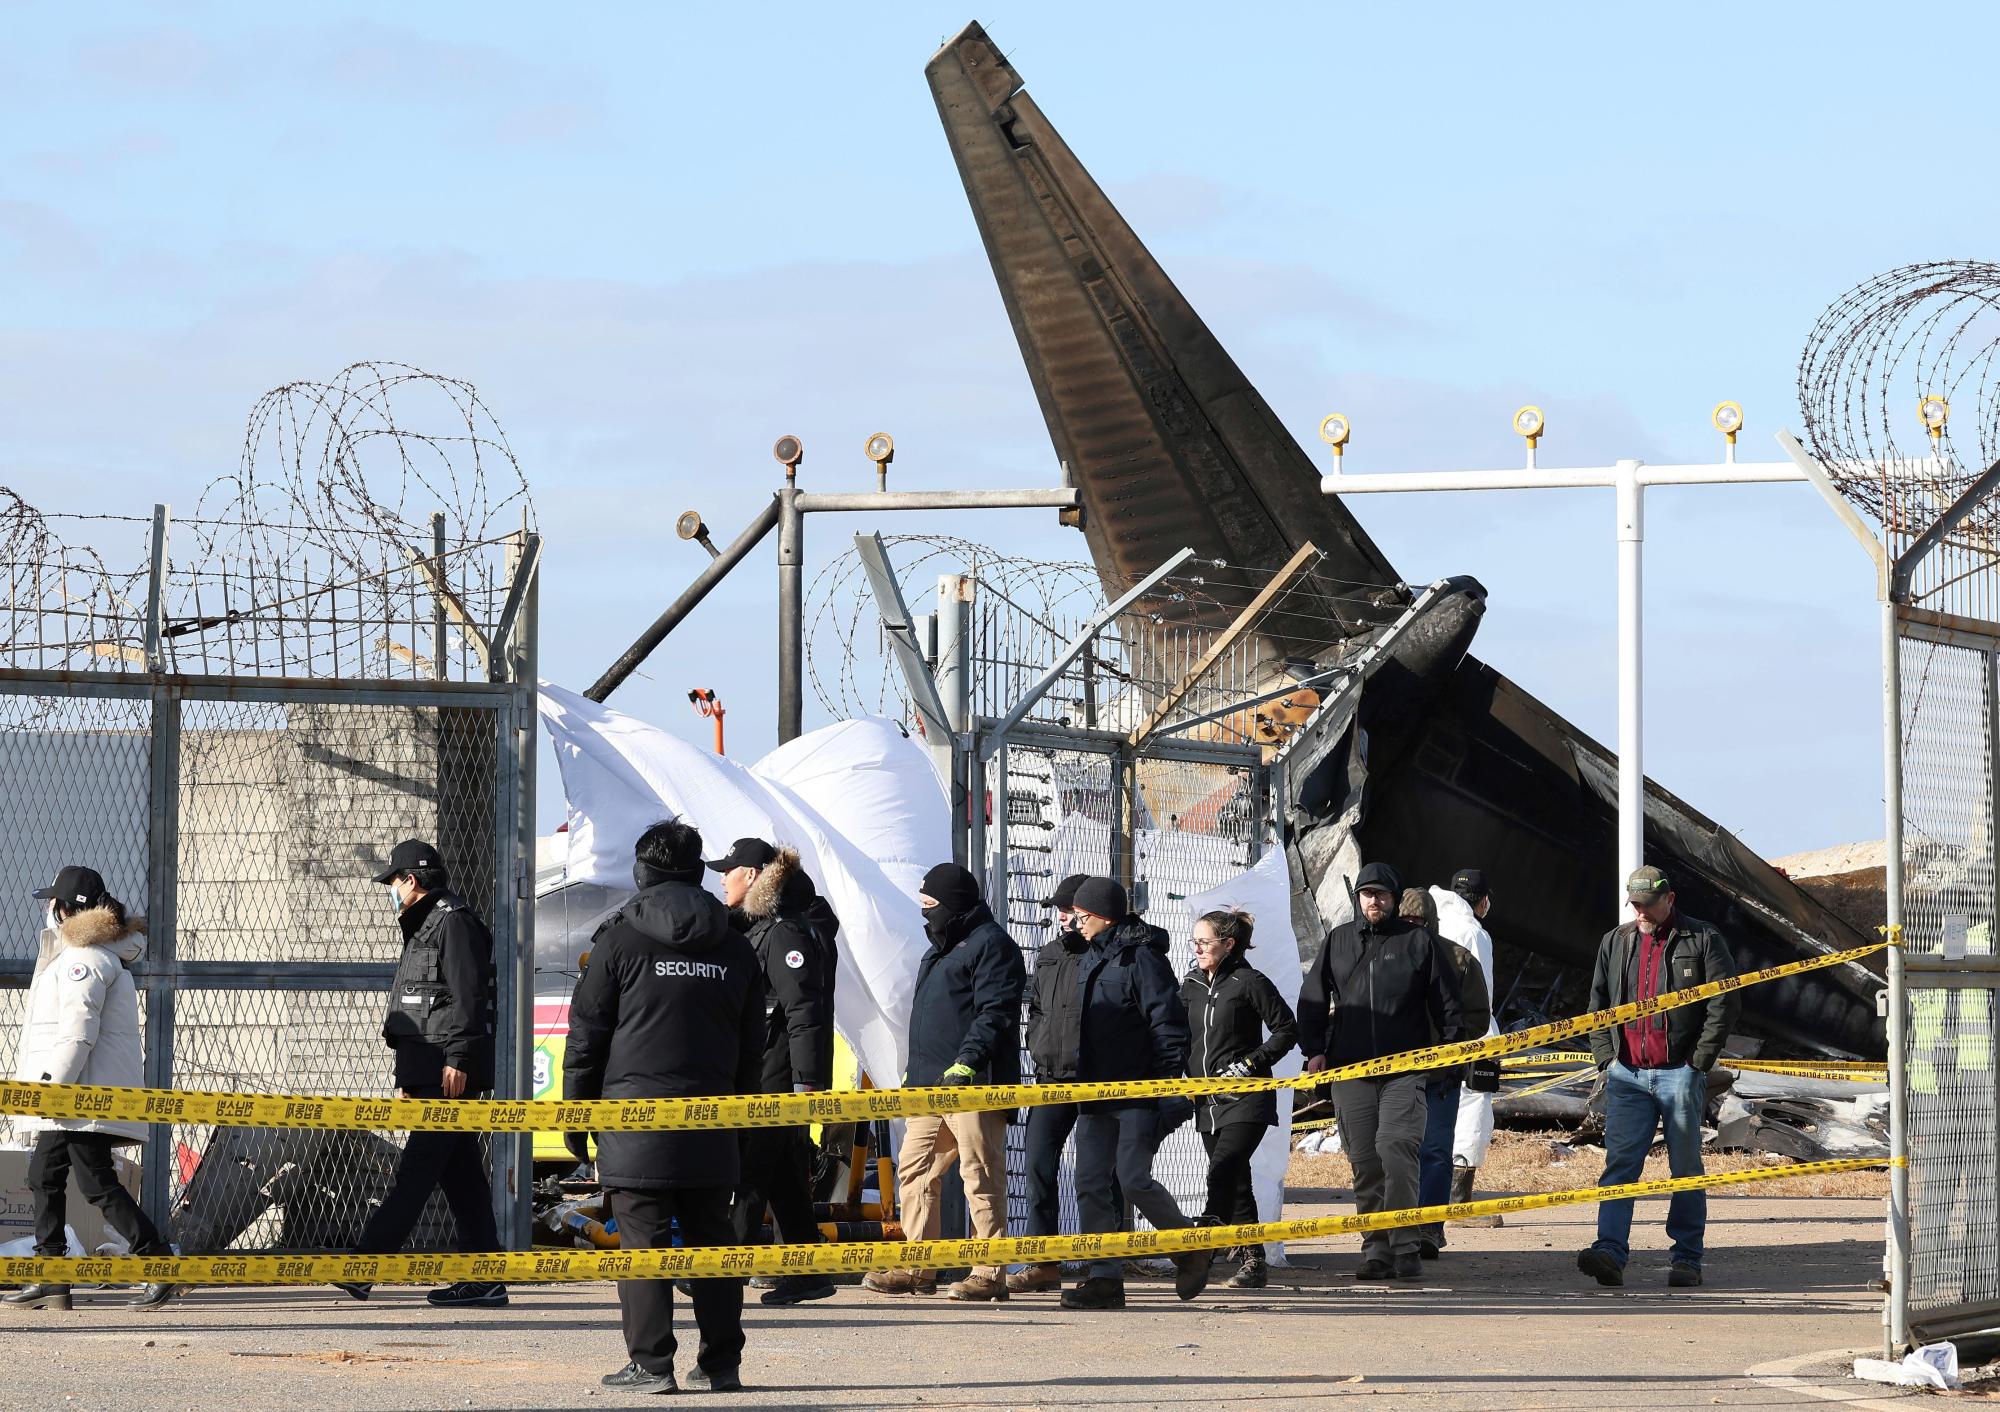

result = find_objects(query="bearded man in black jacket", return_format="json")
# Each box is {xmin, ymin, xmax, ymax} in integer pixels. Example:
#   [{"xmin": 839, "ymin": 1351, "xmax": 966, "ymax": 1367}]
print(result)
[
  {"xmin": 1296, "ymin": 861, "xmax": 1462, "ymax": 1282},
  {"xmin": 565, "ymin": 820, "xmax": 765, "ymax": 1397}
]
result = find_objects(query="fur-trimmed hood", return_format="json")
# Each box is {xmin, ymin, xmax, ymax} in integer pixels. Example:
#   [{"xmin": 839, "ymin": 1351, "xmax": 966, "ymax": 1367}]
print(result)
[
  {"xmin": 56, "ymin": 906, "xmax": 147, "ymax": 964},
  {"xmin": 738, "ymin": 847, "xmax": 801, "ymax": 922}
]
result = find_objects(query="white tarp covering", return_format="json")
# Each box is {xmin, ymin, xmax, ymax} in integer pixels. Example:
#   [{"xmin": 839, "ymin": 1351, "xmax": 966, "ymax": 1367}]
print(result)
[
  {"xmin": 537, "ymin": 682, "xmax": 945, "ymax": 1091},
  {"xmin": 1185, "ymin": 849, "xmax": 1302, "ymax": 1264}
]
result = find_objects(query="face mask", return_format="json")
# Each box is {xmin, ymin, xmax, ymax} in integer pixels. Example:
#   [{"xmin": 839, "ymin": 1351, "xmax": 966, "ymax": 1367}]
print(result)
[
  {"xmin": 44, "ymin": 902, "xmax": 56, "ymax": 932},
  {"xmin": 388, "ymin": 882, "xmax": 404, "ymax": 913}
]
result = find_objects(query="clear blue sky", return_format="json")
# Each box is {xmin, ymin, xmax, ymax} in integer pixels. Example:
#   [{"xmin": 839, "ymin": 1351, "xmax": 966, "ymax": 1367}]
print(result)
[{"xmin": 6, "ymin": 3, "xmax": 1991, "ymax": 855}]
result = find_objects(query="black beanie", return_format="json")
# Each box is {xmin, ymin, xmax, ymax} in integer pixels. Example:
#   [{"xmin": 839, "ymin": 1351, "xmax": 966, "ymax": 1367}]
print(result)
[
  {"xmin": 920, "ymin": 863, "xmax": 981, "ymax": 915},
  {"xmin": 1072, "ymin": 876, "xmax": 1128, "ymax": 921}
]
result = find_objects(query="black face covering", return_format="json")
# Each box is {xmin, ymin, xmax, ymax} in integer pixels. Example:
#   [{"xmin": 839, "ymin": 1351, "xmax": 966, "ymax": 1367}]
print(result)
[
  {"xmin": 923, "ymin": 902, "xmax": 954, "ymax": 946},
  {"xmin": 634, "ymin": 859, "xmax": 702, "ymax": 891},
  {"xmin": 1057, "ymin": 917, "xmax": 1086, "ymax": 950}
]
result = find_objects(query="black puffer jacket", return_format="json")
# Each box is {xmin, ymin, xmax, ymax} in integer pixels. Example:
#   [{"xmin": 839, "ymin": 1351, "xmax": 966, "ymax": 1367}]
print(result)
[
  {"xmin": 1025, "ymin": 922, "xmax": 1088, "ymax": 1081},
  {"xmin": 1182, "ymin": 952, "xmax": 1298, "ymax": 1131},
  {"xmin": 564, "ymin": 881, "xmax": 764, "ymax": 1189},
  {"xmin": 1296, "ymin": 912, "xmax": 1463, "ymax": 1067},
  {"xmin": 905, "ymin": 900, "xmax": 1026, "ymax": 1087},
  {"xmin": 1077, "ymin": 917, "xmax": 1188, "ymax": 1085},
  {"xmin": 383, "ymin": 891, "xmax": 496, "ymax": 1095},
  {"xmin": 730, "ymin": 849, "xmax": 837, "ymax": 1093}
]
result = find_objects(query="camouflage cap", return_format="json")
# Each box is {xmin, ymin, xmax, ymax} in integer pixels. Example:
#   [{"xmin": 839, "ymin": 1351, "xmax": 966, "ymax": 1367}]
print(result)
[{"xmin": 1625, "ymin": 864, "xmax": 1671, "ymax": 901}]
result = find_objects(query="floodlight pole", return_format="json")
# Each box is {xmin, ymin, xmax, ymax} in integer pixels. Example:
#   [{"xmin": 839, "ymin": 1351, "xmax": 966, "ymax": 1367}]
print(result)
[{"xmin": 1323, "ymin": 453, "xmax": 1806, "ymax": 910}]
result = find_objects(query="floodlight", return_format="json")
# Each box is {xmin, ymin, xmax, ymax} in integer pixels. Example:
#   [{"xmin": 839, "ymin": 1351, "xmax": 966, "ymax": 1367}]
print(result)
[
  {"xmin": 773, "ymin": 435, "xmax": 804, "ymax": 470},
  {"xmin": 1318, "ymin": 413, "xmax": 1351, "ymax": 448},
  {"xmin": 864, "ymin": 432, "xmax": 895, "ymax": 464},
  {"xmin": 1919, "ymin": 395, "xmax": 1950, "ymax": 435},
  {"xmin": 1712, "ymin": 400, "xmax": 1743, "ymax": 442},
  {"xmin": 1513, "ymin": 405, "xmax": 1545, "ymax": 442},
  {"xmin": 675, "ymin": 511, "xmax": 705, "ymax": 541}
]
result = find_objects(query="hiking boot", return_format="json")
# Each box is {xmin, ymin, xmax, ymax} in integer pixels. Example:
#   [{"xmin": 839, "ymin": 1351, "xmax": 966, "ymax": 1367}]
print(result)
[
  {"xmin": 1059, "ymin": 1277, "xmax": 1126, "ymax": 1310},
  {"xmin": 1416, "ymin": 1237, "xmax": 1441, "ymax": 1261},
  {"xmin": 1577, "ymin": 1248, "xmax": 1624, "ymax": 1287},
  {"xmin": 124, "ymin": 1283, "xmax": 184, "ymax": 1311},
  {"xmin": 426, "ymin": 1281, "xmax": 508, "ymax": 1308},
  {"xmin": 946, "ymin": 1273, "xmax": 1009, "ymax": 1302},
  {"xmin": 861, "ymin": 1268, "xmax": 936, "ymax": 1295},
  {"xmin": 761, "ymin": 1274, "xmax": 836, "ymax": 1306},
  {"xmin": 1354, "ymin": 1259, "xmax": 1393, "ymax": 1281},
  {"xmin": 1225, "ymin": 1250, "xmax": 1267, "ymax": 1289},
  {"xmin": 1393, "ymin": 1253, "xmax": 1424, "ymax": 1280},
  {"xmin": 601, "ymin": 1360, "xmax": 677, "ymax": 1394},
  {"xmin": 2, "ymin": 1282, "xmax": 71, "ymax": 1310},
  {"xmin": 1452, "ymin": 1163, "xmax": 1503, "ymax": 1227},
  {"xmin": 1668, "ymin": 1263, "xmax": 1703, "ymax": 1288},
  {"xmin": 1006, "ymin": 1263, "xmax": 1064, "ymax": 1293},
  {"xmin": 685, "ymin": 1363, "xmax": 743, "ymax": 1391}
]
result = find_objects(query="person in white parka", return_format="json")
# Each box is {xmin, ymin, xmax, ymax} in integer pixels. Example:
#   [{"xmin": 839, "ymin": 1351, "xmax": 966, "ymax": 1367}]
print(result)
[
  {"xmin": 1429, "ymin": 871, "xmax": 1502, "ymax": 1226},
  {"xmin": 3, "ymin": 865, "xmax": 179, "ymax": 1313}
]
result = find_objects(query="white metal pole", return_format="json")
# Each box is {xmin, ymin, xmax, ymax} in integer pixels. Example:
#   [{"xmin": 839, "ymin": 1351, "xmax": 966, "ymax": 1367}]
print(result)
[
  {"xmin": 1614, "ymin": 460, "xmax": 1645, "ymax": 904},
  {"xmin": 1883, "ymin": 597, "xmax": 1911, "ymax": 1354}
]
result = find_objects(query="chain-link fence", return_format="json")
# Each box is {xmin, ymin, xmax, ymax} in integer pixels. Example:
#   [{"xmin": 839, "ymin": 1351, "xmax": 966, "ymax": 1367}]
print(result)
[
  {"xmin": 1897, "ymin": 618, "xmax": 2000, "ymax": 1338},
  {"xmin": 0, "ymin": 673, "xmax": 523, "ymax": 1254}
]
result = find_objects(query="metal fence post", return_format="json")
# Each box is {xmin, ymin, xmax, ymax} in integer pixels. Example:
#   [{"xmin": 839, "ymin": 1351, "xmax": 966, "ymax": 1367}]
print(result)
[
  {"xmin": 777, "ymin": 489, "xmax": 804, "ymax": 744},
  {"xmin": 143, "ymin": 682, "xmax": 179, "ymax": 1231},
  {"xmin": 490, "ymin": 526, "xmax": 538, "ymax": 1249},
  {"xmin": 1884, "ymin": 601, "xmax": 1911, "ymax": 1354}
]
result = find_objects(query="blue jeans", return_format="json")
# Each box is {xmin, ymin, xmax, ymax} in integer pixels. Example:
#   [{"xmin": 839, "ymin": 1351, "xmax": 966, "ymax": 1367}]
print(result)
[
  {"xmin": 1592, "ymin": 1060, "xmax": 1707, "ymax": 1269},
  {"xmin": 1416, "ymin": 1074, "xmax": 1458, "ymax": 1247}
]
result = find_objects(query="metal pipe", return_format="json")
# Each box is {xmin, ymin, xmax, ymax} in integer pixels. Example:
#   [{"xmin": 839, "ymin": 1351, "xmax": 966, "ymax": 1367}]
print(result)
[
  {"xmin": 585, "ymin": 497, "xmax": 781, "ymax": 703},
  {"xmin": 1884, "ymin": 597, "xmax": 1911, "ymax": 1354},
  {"xmin": 1615, "ymin": 459, "xmax": 1645, "ymax": 905},
  {"xmin": 1321, "ymin": 462, "xmax": 1808, "ymax": 495},
  {"xmin": 794, "ymin": 489, "xmax": 1081, "ymax": 513},
  {"xmin": 778, "ymin": 488, "xmax": 804, "ymax": 743},
  {"xmin": 431, "ymin": 511, "xmax": 447, "ymax": 681},
  {"xmin": 938, "ymin": 573, "xmax": 972, "ymax": 867}
]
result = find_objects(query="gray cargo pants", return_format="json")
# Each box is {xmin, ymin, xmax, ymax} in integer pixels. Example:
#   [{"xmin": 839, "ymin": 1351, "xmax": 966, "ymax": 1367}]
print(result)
[{"xmin": 1331, "ymin": 1072, "xmax": 1428, "ymax": 1264}]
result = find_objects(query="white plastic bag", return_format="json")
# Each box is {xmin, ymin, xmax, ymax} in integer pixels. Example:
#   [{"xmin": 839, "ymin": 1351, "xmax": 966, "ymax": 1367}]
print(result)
[{"xmin": 1853, "ymin": 1341, "xmax": 1960, "ymax": 1390}]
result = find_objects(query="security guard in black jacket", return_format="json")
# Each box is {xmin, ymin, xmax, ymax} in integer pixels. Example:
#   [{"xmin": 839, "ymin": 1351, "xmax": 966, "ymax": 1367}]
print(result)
[
  {"xmin": 566, "ymin": 820, "xmax": 764, "ymax": 1396},
  {"xmin": 1011, "ymin": 873, "xmax": 1094, "ymax": 1294},
  {"xmin": 1063, "ymin": 877, "xmax": 1212, "ymax": 1310},
  {"xmin": 334, "ymin": 838, "xmax": 503, "ymax": 1310},
  {"xmin": 709, "ymin": 837, "xmax": 839, "ymax": 1307}
]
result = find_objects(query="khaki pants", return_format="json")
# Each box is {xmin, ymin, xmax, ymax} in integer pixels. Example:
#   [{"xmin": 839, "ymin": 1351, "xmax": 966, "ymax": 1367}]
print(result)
[{"xmin": 895, "ymin": 1109, "xmax": 1009, "ymax": 1279}]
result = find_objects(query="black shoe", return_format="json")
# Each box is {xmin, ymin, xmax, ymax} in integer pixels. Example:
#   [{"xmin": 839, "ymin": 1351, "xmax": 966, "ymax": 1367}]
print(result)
[
  {"xmin": 1059, "ymin": 1277, "xmax": 1126, "ymax": 1310},
  {"xmin": 761, "ymin": 1274, "xmax": 836, "ymax": 1306},
  {"xmin": 601, "ymin": 1360, "xmax": 678, "ymax": 1393},
  {"xmin": 1173, "ymin": 1249, "xmax": 1216, "ymax": 1302},
  {"xmin": 1225, "ymin": 1252, "xmax": 1267, "ymax": 1290},
  {"xmin": 1668, "ymin": 1263, "xmax": 1703, "ymax": 1288},
  {"xmin": 685, "ymin": 1364, "xmax": 743, "ymax": 1392},
  {"xmin": 1577, "ymin": 1248, "xmax": 1624, "ymax": 1287},
  {"xmin": 330, "ymin": 1281, "xmax": 372, "ymax": 1302},
  {"xmin": 2, "ymin": 1282, "xmax": 71, "ymax": 1310},
  {"xmin": 124, "ymin": 1283, "xmax": 184, "ymax": 1311},
  {"xmin": 426, "ymin": 1281, "xmax": 508, "ymax": 1308},
  {"xmin": 1354, "ymin": 1259, "xmax": 1393, "ymax": 1281},
  {"xmin": 1417, "ymin": 1239, "xmax": 1441, "ymax": 1261},
  {"xmin": 1393, "ymin": 1253, "xmax": 1423, "ymax": 1280}
]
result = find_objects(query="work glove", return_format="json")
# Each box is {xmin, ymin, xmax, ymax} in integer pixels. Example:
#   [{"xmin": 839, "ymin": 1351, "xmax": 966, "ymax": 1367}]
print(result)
[
  {"xmin": 1218, "ymin": 1060, "xmax": 1252, "ymax": 1079},
  {"xmin": 941, "ymin": 1063, "xmax": 977, "ymax": 1086},
  {"xmin": 1156, "ymin": 1095, "xmax": 1196, "ymax": 1137},
  {"xmin": 564, "ymin": 1132, "xmax": 593, "ymax": 1166}
]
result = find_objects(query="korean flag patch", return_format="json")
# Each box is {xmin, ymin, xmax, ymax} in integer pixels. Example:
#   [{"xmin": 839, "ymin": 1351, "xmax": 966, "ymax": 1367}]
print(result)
[
  {"xmin": 784, "ymin": 949, "xmax": 805, "ymax": 970},
  {"xmin": 65, "ymin": 961, "xmax": 90, "ymax": 982}
]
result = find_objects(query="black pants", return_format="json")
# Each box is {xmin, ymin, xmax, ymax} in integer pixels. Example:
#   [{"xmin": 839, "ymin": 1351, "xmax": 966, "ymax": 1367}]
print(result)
[
  {"xmin": 29, "ymin": 1130, "xmax": 166, "ymax": 1259},
  {"xmin": 1023, "ymin": 1100, "xmax": 1125, "ymax": 1240},
  {"xmin": 1073, "ymin": 1102, "xmax": 1189, "ymax": 1281},
  {"xmin": 353, "ymin": 1128, "xmax": 499, "ymax": 1256},
  {"xmin": 609, "ymin": 1186, "xmax": 745, "ymax": 1376},
  {"xmin": 1200, "ymin": 1122, "xmax": 1265, "ymax": 1258},
  {"xmin": 732, "ymin": 1125, "xmax": 821, "ymax": 1246}
]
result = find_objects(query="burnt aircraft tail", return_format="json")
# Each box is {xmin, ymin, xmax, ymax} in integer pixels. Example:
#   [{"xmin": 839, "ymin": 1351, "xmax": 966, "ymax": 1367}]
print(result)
[{"xmin": 927, "ymin": 20, "xmax": 1884, "ymax": 1055}]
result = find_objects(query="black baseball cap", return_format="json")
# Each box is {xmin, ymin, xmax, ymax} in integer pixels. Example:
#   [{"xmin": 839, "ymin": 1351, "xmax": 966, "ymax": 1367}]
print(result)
[
  {"xmin": 1451, "ymin": 868, "xmax": 1490, "ymax": 900},
  {"xmin": 372, "ymin": 839, "xmax": 443, "ymax": 884},
  {"xmin": 1043, "ymin": 873, "xmax": 1089, "ymax": 910},
  {"xmin": 34, "ymin": 865, "xmax": 105, "ymax": 906},
  {"xmin": 706, "ymin": 837, "xmax": 779, "ymax": 873}
]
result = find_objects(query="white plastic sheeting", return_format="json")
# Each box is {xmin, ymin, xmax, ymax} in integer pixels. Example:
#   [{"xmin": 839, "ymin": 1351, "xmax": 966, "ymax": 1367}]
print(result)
[
  {"xmin": 1430, "ymin": 885, "xmax": 1498, "ymax": 1166},
  {"xmin": 1185, "ymin": 848, "xmax": 1302, "ymax": 1264},
  {"xmin": 537, "ymin": 682, "xmax": 945, "ymax": 1092}
]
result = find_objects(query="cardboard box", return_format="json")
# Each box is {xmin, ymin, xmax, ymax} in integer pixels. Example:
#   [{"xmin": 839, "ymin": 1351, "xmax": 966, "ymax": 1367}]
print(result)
[{"xmin": 0, "ymin": 1142, "xmax": 143, "ymax": 1255}]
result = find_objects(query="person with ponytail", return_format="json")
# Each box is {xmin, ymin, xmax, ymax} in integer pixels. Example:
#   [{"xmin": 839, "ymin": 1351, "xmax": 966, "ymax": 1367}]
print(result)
[{"xmin": 1180, "ymin": 908, "xmax": 1298, "ymax": 1290}]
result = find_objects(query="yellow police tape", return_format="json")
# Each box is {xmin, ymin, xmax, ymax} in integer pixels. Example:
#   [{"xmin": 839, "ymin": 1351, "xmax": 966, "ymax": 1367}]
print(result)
[
  {"xmin": 0, "ymin": 940, "xmax": 1887, "ymax": 1135},
  {"xmin": 0, "ymin": 1157, "xmax": 1894, "ymax": 1288},
  {"xmin": 1504, "ymin": 1055, "xmax": 1887, "ymax": 1085}
]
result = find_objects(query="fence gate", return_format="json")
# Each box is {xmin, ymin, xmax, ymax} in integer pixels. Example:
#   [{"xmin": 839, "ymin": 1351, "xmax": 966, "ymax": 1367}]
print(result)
[{"xmin": 1898, "ymin": 614, "xmax": 2000, "ymax": 1342}]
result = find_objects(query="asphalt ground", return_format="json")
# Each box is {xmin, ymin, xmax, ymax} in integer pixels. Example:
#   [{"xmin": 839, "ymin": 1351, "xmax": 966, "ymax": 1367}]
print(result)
[{"xmin": 3, "ymin": 1190, "xmax": 1912, "ymax": 1411}]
